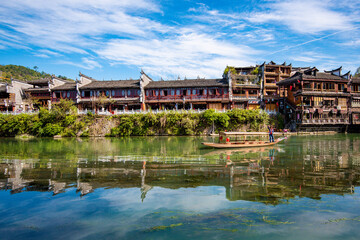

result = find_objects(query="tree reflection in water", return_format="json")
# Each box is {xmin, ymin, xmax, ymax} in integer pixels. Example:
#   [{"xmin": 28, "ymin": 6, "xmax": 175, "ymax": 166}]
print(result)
[{"xmin": 0, "ymin": 135, "xmax": 360, "ymax": 204}]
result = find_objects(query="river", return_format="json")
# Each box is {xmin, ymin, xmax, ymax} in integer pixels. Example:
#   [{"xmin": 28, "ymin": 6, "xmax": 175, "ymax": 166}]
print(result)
[{"xmin": 1, "ymin": 135, "xmax": 360, "ymax": 239}]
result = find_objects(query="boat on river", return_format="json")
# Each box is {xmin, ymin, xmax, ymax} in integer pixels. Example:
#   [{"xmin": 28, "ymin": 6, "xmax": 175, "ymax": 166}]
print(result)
[
  {"xmin": 202, "ymin": 138, "xmax": 286, "ymax": 148},
  {"xmin": 202, "ymin": 131, "xmax": 287, "ymax": 149}
]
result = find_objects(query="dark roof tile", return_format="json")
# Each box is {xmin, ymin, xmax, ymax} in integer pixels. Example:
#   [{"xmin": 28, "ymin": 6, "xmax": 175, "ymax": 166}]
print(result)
[
  {"xmin": 24, "ymin": 87, "xmax": 50, "ymax": 93},
  {"xmin": 52, "ymin": 83, "xmax": 77, "ymax": 91},
  {"xmin": 0, "ymin": 85, "xmax": 7, "ymax": 92},
  {"xmin": 145, "ymin": 79, "xmax": 228, "ymax": 89},
  {"xmin": 80, "ymin": 80, "xmax": 139, "ymax": 90},
  {"xmin": 277, "ymin": 72, "xmax": 350, "ymax": 86},
  {"xmin": 27, "ymin": 79, "xmax": 50, "ymax": 85},
  {"xmin": 352, "ymin": 77, "xmax": 360, "ymax": 84}
]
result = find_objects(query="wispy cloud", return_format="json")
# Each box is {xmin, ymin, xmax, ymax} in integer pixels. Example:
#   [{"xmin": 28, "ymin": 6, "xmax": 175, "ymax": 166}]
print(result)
[
  {"xmin": 97, "ymin": 32, "xmax": 258, "ymax": 79},
  {"xmin": 289, "ymin": 51, "xmax": 334, "ymax": 63},
  {"xmin": 341, "ymin": 39, "xmax": 360, "ymax": 46},
  {"xmin": 0, "ymin": 0, "xmax": 165, "ymax": 52},
  {"xmin": 58, "ymin": 57, "xmax": 101, "ymax": 70},
  {"xmin": 247, "ymin": 0, "xmax": 354, "ymax": 34},
  {"xmin": 0, "ymin": 0, "xmax": 359, "ymax": 78}
]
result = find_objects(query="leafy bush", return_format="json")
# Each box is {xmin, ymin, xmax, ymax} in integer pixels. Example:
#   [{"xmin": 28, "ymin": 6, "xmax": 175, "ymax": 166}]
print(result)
[{"xmin": 0, "ymin": 109, "xmax": 270, "ymax": 137}]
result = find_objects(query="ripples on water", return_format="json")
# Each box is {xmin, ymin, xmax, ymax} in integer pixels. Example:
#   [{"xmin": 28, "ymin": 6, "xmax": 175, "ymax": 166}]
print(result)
[{"xmin": 1, "ymin": 135, "xmax": 360, "ymax": 239}]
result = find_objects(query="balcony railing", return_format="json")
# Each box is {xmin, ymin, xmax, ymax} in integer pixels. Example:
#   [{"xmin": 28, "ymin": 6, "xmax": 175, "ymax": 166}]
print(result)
[
  {"xmin": 232, "ymin": 94, "xmax": 258, "ymax": 99},
  {"xmin": 146, "ymin": 94, "xmax": 229, "ymax": 101},
  {"xmin": 301, "ymin": 118, "xmax": 349, "ymax": 124}
]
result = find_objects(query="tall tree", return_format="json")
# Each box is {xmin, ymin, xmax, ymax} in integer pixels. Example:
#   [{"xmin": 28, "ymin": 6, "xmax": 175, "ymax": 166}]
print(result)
[{"xmin": 355, "ymin": 67, "xmax": 360, "ymax": 78}]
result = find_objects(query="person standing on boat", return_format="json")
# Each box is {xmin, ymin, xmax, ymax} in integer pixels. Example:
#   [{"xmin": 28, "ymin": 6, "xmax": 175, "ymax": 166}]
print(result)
[{"xmin": 268, "ymin": 126, "xmax": 274, "ymax": 143}]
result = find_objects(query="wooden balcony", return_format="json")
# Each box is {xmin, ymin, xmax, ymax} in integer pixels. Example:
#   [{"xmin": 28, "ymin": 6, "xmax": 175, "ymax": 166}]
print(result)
[
  {"xmin": 301, "ymin": 118, "xmax": 349, "ymax": 125},
  {"xmin": 353, "ymin": 119, "xmax": 360, "ymax": 125},
  {"xmin": 145, "ymin": 94, "xmax": 229, "ymax": 102},
  {"xmin": 232, "ymin": 94, "xmax": 258, "ymax": 100}
]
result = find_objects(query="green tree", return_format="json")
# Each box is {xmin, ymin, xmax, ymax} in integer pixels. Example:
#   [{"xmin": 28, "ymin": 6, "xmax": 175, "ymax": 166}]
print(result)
[
  {"xmin": 223, "ymin": 66, "xmax": 237, "ymax": 76},
  {"xmin": 355, "ymin": 67, "xmax": 360, "ymax": 78}
]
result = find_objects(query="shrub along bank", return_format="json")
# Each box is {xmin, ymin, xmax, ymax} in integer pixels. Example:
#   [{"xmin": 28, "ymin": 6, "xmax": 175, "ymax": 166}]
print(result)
[{"xmin": 0, "ymin": 101, "xmax": 271, "ymax": 137}]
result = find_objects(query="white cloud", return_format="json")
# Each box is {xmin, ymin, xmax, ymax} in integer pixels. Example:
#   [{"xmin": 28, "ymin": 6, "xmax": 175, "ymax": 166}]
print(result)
[
  {"xmin": 187, "ymin": 3, "xmax": 243, "ymax": 28},
  {"xmin": 289, "ymin": 51, "xmax": 334, "ymax": 63},
  {"xmin": 58, "ymin": 57, "xmax": 101, "ymax": 70},
  {"xmin": 0, "ymin": 0, "xmax": 165, "ymax": 52},
  {"xmin": 97, "ymin": 32, "xmax": 258, "ymax": 79},
  {"xmin": 341, "ymin": 39, "xmax": 360, "ymax": 46},
  {"xmin": 33, "ymin": 49, "xmax": 63, "ymax": 58},
  {"xmin": 247, "ymin": 0, "xmax": 354, "ymax": 34}
]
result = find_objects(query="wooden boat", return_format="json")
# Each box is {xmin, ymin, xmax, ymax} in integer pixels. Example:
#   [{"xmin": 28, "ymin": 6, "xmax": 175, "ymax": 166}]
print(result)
[
  {"xmin": 202, "ymin": 137, "xmax": 286, "ymax": 149},
  {"xmin": 203, "ymin": 146, "xmax": 282, "ymax": 156}
]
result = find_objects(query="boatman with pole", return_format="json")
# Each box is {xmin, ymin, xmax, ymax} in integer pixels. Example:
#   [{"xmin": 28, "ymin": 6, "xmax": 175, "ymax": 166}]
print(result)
[{"xmin": 268, "ymin": 125, "xmax": 274, "ymax": 143}]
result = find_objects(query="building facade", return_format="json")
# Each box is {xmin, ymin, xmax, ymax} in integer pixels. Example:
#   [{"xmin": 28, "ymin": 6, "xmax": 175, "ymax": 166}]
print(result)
[
  {"xmin": 144, "ymin": 78, "xmax": 230, "ymax": 110},
  {"xmin": 277, "ymin": 67, "xmax": 351, "ymax": 130},
  {"xmin": 350, "ymin": 76, "xmax": 360, "ymax": 125}
]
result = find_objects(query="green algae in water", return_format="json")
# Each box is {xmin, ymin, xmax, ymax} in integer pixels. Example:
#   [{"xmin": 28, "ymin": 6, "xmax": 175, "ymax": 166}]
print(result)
[
  {"xmin": 324, "ymin": 217, "xmax": 360, "ymax": 224},
  {"xmin": 262, "ymin": 216, "xmax": 295, "ymax": 225},
  {"xmin": 148, "ymin": 223, "xmax": 183, "ymax": 232}
]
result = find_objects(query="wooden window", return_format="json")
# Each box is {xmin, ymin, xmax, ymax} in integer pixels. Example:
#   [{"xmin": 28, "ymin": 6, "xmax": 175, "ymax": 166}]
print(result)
[
  {"xmin": 176, "ymin": 89, "xmax": 180, "ymax": 95},
  {"xmin": 171, "ymin": 90, "xmax": 175, "ymax": 96},
  {"xmin": 192, "ymin": 89, "xmax": 196, "ymax": 95},
  {"xmin": 338, "ymin": 98, "xmax": 347, "ymax": 107},
  {"xmin": 187, "ymin": 89, "xmax": 191, "ymax": 95}
]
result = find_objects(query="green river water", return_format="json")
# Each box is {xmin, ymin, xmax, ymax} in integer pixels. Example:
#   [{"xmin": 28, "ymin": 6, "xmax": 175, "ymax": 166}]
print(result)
[{"xmin": 1, "ymin": 134, "xmax": 360, "ymax": 239}]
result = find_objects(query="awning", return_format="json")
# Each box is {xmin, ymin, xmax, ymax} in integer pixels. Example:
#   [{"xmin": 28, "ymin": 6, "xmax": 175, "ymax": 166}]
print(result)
[{"xmin": 248, "ymin": 100, "xmax": 260, "ymax": 104}]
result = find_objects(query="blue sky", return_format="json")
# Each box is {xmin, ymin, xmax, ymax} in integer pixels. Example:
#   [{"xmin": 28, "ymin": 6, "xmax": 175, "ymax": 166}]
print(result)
[{"xmin": 0, "ymin": 0, "xmax": 359, "ymax": 80}]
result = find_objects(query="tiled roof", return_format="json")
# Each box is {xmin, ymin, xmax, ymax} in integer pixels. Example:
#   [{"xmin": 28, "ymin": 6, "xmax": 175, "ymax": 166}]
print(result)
[
  {"xmin": 302, "ymin": 72, "xmax": 347, "ymax": 80},
  {"xmin": 352, "ymin": 77, "xmax": 360, "ymax": 84},
  {"xmin": 0, "ymin": 85, "xmax": 6, "ymax": 92},
  {"xmin": 24, "ymin": 87, "xmax": 50, "ymax": 93},
  {"xmin": 27, "ymin": 79, "xmax": 50, "ymax": 85},
  {"xmin": 145, "ymin": 79, "xmax": 228, "ymax": 89},
  {"xmin": 52, "ymin": 83, "xmax": 77, "ymax": 91},
  {"xmin": 277, "ymin": 72, "xmax": 350, "ymax": 86},
  {"xmin": 80, "ymin": 80, "xmax": 139, "ymax": 90}
]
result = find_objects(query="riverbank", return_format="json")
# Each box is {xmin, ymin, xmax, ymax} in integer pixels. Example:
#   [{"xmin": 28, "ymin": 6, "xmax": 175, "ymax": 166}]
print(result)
[{"xmin": 0, "ymin": 108, "xmax": 271, "ymax": 137}]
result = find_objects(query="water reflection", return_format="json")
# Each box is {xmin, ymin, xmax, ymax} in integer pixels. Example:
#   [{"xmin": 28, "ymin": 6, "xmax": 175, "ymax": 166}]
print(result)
[{"xmin": 1, "ymin": 135, "xmax": 360, "ymax": 205}]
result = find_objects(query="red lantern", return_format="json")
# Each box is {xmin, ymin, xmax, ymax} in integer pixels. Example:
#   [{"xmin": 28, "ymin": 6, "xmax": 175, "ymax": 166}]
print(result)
[
  {"xmin": 297, "ymin": 80, "xmax": 300, "ymax": 83},
  {"xmin": 276, "ymin": 102, "xmax": 279, "ymax": 106},
  {"xmin": 290, "ymin": 86, "xmax": 293, "ymax": 90}
]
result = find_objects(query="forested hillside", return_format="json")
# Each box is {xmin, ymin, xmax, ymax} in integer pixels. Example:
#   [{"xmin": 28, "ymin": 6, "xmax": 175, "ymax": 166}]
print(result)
[{"xmin": 0, "ymin": 64, "xmax": 72, "ymax": 83}]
